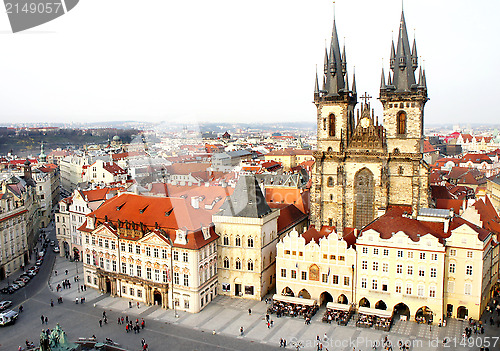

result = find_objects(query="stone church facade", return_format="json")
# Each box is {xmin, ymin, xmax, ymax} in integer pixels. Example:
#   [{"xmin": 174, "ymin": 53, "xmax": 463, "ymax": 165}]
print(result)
[{"xmin": 311, "ymin": 11, "xmax": 430, "ymax": 230}]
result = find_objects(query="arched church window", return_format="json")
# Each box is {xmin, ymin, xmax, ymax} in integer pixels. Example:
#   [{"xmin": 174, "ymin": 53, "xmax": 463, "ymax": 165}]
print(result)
[
  {"xmin": 223, "ymin": 257, "xmax": 229, "ymax": 269},
  {"xmin": 223, "ymin": 236, "xmax": 229, "ymax": 246},
  {"xmin": 235, "ymin": 236, "xmax": 241, "ymax": 247},
  {"xmin": 247, "ymin": 237, "xmax": 254, "ymax": 248},
  {"xmin": 327, "ymin": 176, "xmax": 334, "ymax": 187},
  {"xmin": 235, "ymin": 259, "xmax": 241, "ymax": 270},
  {"xmin": 247, "ymin": 260, "xmax": 254, "ymax": 271},
  {"xmin": 397, "ymin": 111, "xmax": 406, "ymax": 135},
  {"xmin": 329, "ymin": 114, "xmax": 336, "ymax": 137}
]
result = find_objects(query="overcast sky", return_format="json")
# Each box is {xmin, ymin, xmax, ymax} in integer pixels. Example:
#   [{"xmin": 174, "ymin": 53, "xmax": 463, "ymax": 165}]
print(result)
[{"xmin": 0, "ymin": 0, "xmax": 498, "ymax": 126}]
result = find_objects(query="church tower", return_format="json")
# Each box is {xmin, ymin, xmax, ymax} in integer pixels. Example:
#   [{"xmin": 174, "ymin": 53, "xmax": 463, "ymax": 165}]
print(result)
[
  {"xmin": 379, "ymin": 10, "xmax": 430, "ymax": 214},
  {"xmin": 311, "ymin": 11, "xmax": 357, "ymax": 229},
  {"xmin": 311, "ymin": 8, "xmax": 430, "ymax": 231}
]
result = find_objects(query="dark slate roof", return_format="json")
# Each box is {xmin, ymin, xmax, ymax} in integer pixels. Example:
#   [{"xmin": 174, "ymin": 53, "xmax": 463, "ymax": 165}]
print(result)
[
  {"xmin": 392, "ymin": 11, "xmax": 417, "ymax": 92},
  {"xmin": 323, "ymin": 17, "xmax": 346, "ymax": 96},
  {"xmin": 218, "ymin": 175, "xmax": 272, "ymax": 218}
]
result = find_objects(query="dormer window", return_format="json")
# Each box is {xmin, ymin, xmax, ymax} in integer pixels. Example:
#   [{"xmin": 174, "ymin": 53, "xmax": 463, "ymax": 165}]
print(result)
[{"xmin": 174, "ymin": 229, "xmax": 188, "ymax": 245}]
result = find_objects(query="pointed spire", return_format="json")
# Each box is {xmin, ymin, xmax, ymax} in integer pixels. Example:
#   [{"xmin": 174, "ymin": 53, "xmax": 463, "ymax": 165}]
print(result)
[
  {"xmin": 411, "ymin": 37, "xmax": 418, "ymax": 70},
  {"xmin": 391, "ymin": 9, "xmax": 417, "ymax": 92},
  {"xmin": 380, "ymin": 67, "xmax": 386, "ymax": 90},
  {"xmin": 352, "ymin": 68, "xmax": 357, "ymax": 95},
  {"xmin": 314, "ymin": 66, "xmax": 320, "ymax": 98},
  {"xmin": 344, "ymin": 70, "xmax": 350, "ymax": 93},
  {"xmin": 390, "ymin": 40, "xmax": 396, "ymax": 70},
  {"xmin": 342, "ymin": 42, "xmax": 347, "ymax": 75},
  {"xmin": 323, "ymin": 46, "xmax": 329, "ymax": 76},
  {"xmin": 324, "ymin": 5, "xmax": 345, "ymax": 97},
  {"xmin": 422, "ymin": 69, "xmax": 427, "ymax": 89},
  {"xmin": 388, "ymin": 71, "xmax": 393, "ymax": 86}
]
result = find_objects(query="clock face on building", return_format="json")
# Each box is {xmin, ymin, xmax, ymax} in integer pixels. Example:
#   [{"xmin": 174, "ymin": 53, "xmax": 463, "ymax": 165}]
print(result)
[{"xmin": 360, "ymin": 117, "xmax": 370, "ymax": 128}]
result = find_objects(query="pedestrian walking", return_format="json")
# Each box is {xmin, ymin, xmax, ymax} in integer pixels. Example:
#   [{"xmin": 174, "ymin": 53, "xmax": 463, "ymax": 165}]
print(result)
[
  {"xmin": 126, "ymin": 316, "xmax": 129, "ymax": 323},
  {"xmin": 118, "ymin": 317, "xmax": 121, "ymax": 324},
  {"xmin": 65, "ymin": 269, "xmax": 68, "ymax": 275},
  {"xmin": 141, "ymin": 319, "xmax": 145, "ymax": 329},
  {"xmin": 41, "ymin": 315, "xmax": 44, "ymax": 324},
  {"xmin": 240, "ymin": 326, "xmax": 244, "ymax": 336},
  {"xmin": 99, "ymin": 319, "xmax": 102, "ymax": 327},
  {"xmin": 103, "ymin": 311, "xmax": 107, "ymax": 318},
  {"xmin": 137, "ymin": 301, "xmax": 140, "ymax": 309},
  {"xmin": 19, "ymin": 305, "xmax": 23, "ymax": 313},
  {"xmin": 45, "ymin": 316, "xmax": 48, "ymax": 324},
  {"xmin": 104, "ymin": 317, "xmax": 107, "ymax": 324},
  {"xmin": 248, "ymin": 308, "xmax": 252, "ymax": 315},
  {"xmin": 126, "ymin": 324, "xmax": 129, "ymax": 333},
  {"xmin": 121, "ymin": 317, "xmax": 124, "ymax": 324},
  {"xmin": 50, "ymin": 300, "xmax": 54, "ymax": 307},
  {"xmin": 55, "ymin": 270, "xmax": 58, "ymax": 276},
  {"xmin": 141, "ymin": 338, "xmax": 145, "ymax": 346},
  {"xmin": 129, "ymin": 301, "xmax": 132, "ymax": 308}
]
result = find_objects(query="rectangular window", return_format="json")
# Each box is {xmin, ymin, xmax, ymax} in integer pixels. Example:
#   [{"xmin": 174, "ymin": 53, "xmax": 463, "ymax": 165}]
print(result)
[
  {"xmin": 466, "ymin": 251, "xmax": 473, "ymax": 259},
  {"xmin": 121, "ymin": 262, "xmax": 126, "ymax": 274},
  {"xmin": 382, "ymin": 263, "xmax": 388, "ymax": 272},
  {"xmin": 98, "ymin": 238, "xmax": 102, "ymax": 247},
  {"xmin": 136, "ymin": 245, "xmax": 141, "ymax": 254},
  {"xmin": 397, "ymin": 250, "xmax": 403, "ymax": 258},
  {"xmin": 146, "ymin": 247, "xmax": 151, "ymax": 256},
  {"xmin": 361, "ymin": 278, "xmax": 367, "ymax": 289},
  {"xmin": 372, "ymin": 262, "xmax": 379, "ymax": 271},
  {"xmin": 450, "ymin": 249, "xmax": 456, "ymax": 256},
  {"xmin": 429, "ymin": 287, "xmax": 436, "ymax": 298},
  {"xmin": 466, "ymin": 265, "xmax": 473, "ymax": 275},
  {"xmin": 162, "ymin": 249, "xmax": 168, "ymax": 259},
  {"xmin": 136, "ymin": 265, "xmax": 141, "ymax": 277},
  {"xmin": 383, "ymin": 249, "xmax": 389, "ymax": 256},
  {"xmin": 362, "ymin": 247, "xmax": 368, "ymax": 254},
  {"xmin": 122, "ymin": 286, "xmax": 126, "ymax": 294},
  {"xmin": 464, "ymin": 283, "xmax": 472, "ymax": 295},
  {"xmin": 362, "ymin": 260, "xmax": 367, "ymax": 270},
  {"xmin": 333, "ymin": 275, "xmax": 339, "ymax": 285},
  {"xmin": 111, "ymin": 241, "xmax": 116, "ymax": 250},
  {"xmin": 183, "ymin": 274, "xmax": 189, "ymax": 286},
  {"xmin": 417, "ymin": 285, "xmax": 424, "ymax": 297},
  {"xmin": 163, "ymin": 271, "xmax": 167, "ymax": 283},
  {"xmin": 395, "ymin": 285, "xmax": 401, "ymax": 294},
  {"xmin": 419, "ymin": 268, "xmax": 425, "ymax": 277},
  {"xmin": 86, "ymin": 254, "xmax": 91, "ymax": 265},
  {"xmin": 128, "ymin": 243, "xmax": 133, "ymax": 253},
  {"xmin": 146, "ymin": 267, "xmax": 152, "ymax": 280},
  {"xmin": 344, "ymin": 276, "xmax": 350, "ymax": 286},
  {"xmin": 431, "ymin": 253, "xmax": 437, "ymax": 260},
  {"xmin": 174, "ymin": 272, "xmax": 179, "ymax": 285},
  {"xmin": 396, "ymin": 264, "xmax": 402, "ymax": 274},
  {"xmin": 372, "ymin": 280, "xmax": 378, "ymax": 290},
  {"xmin": 155, "ymin": 269, "xmax": 160, "ymax": 282},
  {"xmin": 330, "ymin": 255, "xmax": 336, "ymax": 260},
  {"xmin": 338, "ymin": 256, "xmax": 345, "ymax": 261},
  {"xmin": 449, "ymin": 263, "xmax": 456, "ymax": 273},
  {"xmin": 430, "ymin": 268, "xmax": 437, "ymax": 278},
  {"xmin": 281, "ymin": 269, "xmax": 286, "ymax": 278},
  {"xmin": 406, "ymin": 285, "xmax": 412, "ymax": 295},
  {"xmin": 153, "ymin": 248, "xmax": 159, "ymax": 258},
  {"xmin": 373, "ymin": 248, "xmax": 379, "ymax": 255},
  {"xmin": 285, "ymin": 250, "xmax": 290, "ymax": 255},
  {"xmin": 85, "ymin": 235, "xmax": 89, "ymax": 244},
  {"xmin": 420, "ymin": 252, "xmax": 426, "ymax": 260},
  {"xmin": 382, "ymin": 284, "xmax": 388, "ymax": 292},
  {"xmin": 301, "ymin": 271, "xmax": 307, "ymax": 280},
  {"xmin": 183, "ymin": 252, "xmax": 188, "ymax": 262},
  {"xmin": 408, "ymin": 251, "xmax": 413, "ymax": 259},
  {"xmin": 129, "ymin": 263, "xmax": 134, "ymax": 275},
  {"xmin": 173, "ymin": 251, "xmax": 179, "ymax": 261},
  {"xmin": 291, "ymin": 270, "xmax": 297, "ymax": 279},
  {"xmin": 407, "ymin": 266, "xmax": 413, "ymax": 275},
  {"xmin": 322, "ymin": 274, "xmax": 328, "ymax": 283},
  {"xmin": 184, "ymin": 300, "xmax": 190, "ymax": 309},
  {"xmin": 137, "ymin": 289, "xmax": 142, "ymax": 298},
  {"xmin": 130, "ymin": 287, "xmax": 134, "ymax": 296}
]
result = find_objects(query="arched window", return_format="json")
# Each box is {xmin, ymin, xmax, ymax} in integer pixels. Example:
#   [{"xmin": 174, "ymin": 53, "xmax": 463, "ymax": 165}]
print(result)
[
  {"xmin": 329, "ymin": 114, "xmax": 336, "ymax": 137},
  {"xmin": 223, "ymin": 236, "xmax": 229, "ymax": 246},
  {"xmin": 247, "ymin": 237, "xmax": 254, "ymax": 248},
  {"xmin": 398, "ymin": 166, "xmax": 403, "ymax": 175},
  {"xmin": 247, "ymin": 259, "xmax": 254, "ymax": 271},
  {"xmin": 235, "ymin": 258, "xmax": 241, "ymax": 270},
  {"xmin": 235, "ymin": 236, "xmax": 241, "ymax": 247},
  {"xmin": 223, "ymin": 257, "xmax": 229, "ymax": 269},
  {"xmin": 327, "ymin": 176, "xmax": 334, "ymax": 187},
  {"xmin": 397, "ymin": 111, "xmax": 406, "ymax": 135},
  {"xmin": 323, "ymin": 118, "xmax": 327, "ymax": 130}
]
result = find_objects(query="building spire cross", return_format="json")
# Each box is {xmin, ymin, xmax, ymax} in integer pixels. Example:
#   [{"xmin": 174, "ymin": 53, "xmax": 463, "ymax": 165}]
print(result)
[{"xmin": 359, "ymin": 92, "xmax": 372, "ymax": 105}]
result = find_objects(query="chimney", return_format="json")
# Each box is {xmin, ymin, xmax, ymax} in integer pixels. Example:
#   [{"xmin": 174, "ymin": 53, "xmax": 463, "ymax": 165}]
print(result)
[
  {"xmin": 191, "ymin": 196, "xmax": 199, "ymax": 209},
  {"xmin": 23, "ymin": 160, "xmax": 32, "ymax": 180}
]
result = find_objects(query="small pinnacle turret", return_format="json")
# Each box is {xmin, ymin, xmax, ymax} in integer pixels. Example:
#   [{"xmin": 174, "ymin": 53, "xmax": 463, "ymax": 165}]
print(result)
[
  {"xmin": 380, "ymin": 67, "xmax": 386, "ymax": 90},
  {"xmin": 352, "ymin": 69, "xmax": 357, "ymax": 95}
]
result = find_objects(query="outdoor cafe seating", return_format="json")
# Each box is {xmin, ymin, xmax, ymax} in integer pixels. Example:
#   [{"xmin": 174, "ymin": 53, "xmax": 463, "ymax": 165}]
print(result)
[
  {"xmin": 269, "ymin": 294, "xmax": 319, "ymax": 320},
  {"xmin": 322, "ymin": 302, "xmax": 353, "ymax": 326},
  {"xmin": 356, "ymin": 307, "xmax": 393, "ymax": 331}
]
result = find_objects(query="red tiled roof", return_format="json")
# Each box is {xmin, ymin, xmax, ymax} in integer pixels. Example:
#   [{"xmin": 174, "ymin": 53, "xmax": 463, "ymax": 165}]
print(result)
[
  {"xmin": 112, "ymin": 151, "xmax": 148, "ymax": 161},
  {"xmin": 461, "ymin": 153, "xmax": 492, "ymax": 164},
  {"xmin": 472, "ymin": 198, "xmax": 500, "ymax": 235},
  {"xmin": 436, "ymin": 199, "xmax": 463, "ymax": 214},
  {"xmin": 431, "ymin": 185, "xmax": 454, "ymax": 200},
  {"xmin": 166, "ymin": 163, "xmax": 211, "ymax": 175},
  {"xmin": 268, "ymin": 203, "xmax": 308, "ymax": 234},
  {"xmin": 102, "ymin": 162, "xmax": 127, "ymax": 175},
  {"xmin": 81, "ymin": 187, "xmax": 124, "ymax": 202},
  {"xmin": 423, "ymin": 140, "xmax": 436, "ymax": 153}
]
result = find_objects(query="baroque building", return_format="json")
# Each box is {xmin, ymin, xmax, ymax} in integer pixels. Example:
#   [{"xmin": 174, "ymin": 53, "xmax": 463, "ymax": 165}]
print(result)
[{"xmin": 311, "ymin": 10, "xmax": 430, "ymax": 230}]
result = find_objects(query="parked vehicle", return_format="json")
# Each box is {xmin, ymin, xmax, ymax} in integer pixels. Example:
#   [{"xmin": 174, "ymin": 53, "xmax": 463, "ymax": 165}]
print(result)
[
  {"xmin": 0, "ymin": 309, "xmax": 19, "ymax": 326},
  {"xmin": 53, "ymin": 247, "xmax": 60, "ymax": 253},
  {"xmin": 13, "ymin": 280, "xmax": 25, "ymax": 287},
  {"xmin": 36, "ymin": 260, "xmax": 43, "ymax": 266},
  {"xmin": 50, "ymin": 241, "xmax": 55, "ymax": 246},
  {"xmin": 0, "ymin": 301, "xmax": 12, "ymax": 311}
]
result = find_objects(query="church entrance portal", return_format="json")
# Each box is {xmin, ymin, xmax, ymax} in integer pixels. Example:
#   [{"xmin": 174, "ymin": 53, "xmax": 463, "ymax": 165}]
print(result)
[
  {"xmin": 153, "ymin": 290, "xmax": 162, "ymax": 306},
  {"xmin": 354, "ymin": 168, "xmax": 374, "ymax": 229}
]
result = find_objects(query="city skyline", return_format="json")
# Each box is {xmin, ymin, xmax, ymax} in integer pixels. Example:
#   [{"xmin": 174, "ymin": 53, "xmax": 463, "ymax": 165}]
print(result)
[{"xmin": 0, "ymin": 0, "xmax": 498, "ymax": 125}]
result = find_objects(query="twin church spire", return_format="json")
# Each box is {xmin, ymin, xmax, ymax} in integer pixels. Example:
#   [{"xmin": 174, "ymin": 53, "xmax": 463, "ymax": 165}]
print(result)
[{"xmin": 315, "ymin": 7, "xmax": 426, "ymax": 99}]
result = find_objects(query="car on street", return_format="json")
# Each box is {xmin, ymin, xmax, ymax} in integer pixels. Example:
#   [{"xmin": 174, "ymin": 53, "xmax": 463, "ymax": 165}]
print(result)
[
  {"xmin": 10, "ymin": 284, "xmax": 20, "ymax": 291},
  {"xmin": 0, "ymin": 287, "xmax": 15, "ymax": 295},
  {"xmin": 53, "ymin": 247, "xmax": 60, "ymax": 253},
  {"xmin": 18, "ymin": 277, "xmax": 29, "ymax": 283},
  {"xmin": 36, "ymin": 260, "xmax": 43, "ymax": 266},
  {"xmin": 50, "ymin": 240, "xmax": 55, "ymax": 246},
  {"xmin": 13, "ymin": 280, "xmax": 25, "ymax": 287},
  {"xmin": 0, "ymin": 301, "xmax": 12, "ymax": 310},
  {"xmin": 0, "ymin": 309, "xmax": 19, "ymax": 326}
]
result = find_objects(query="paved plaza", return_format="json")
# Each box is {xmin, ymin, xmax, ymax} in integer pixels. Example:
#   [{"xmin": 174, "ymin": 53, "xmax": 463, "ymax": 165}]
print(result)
[{"xmin": 44, "ymin": 256, "xmax": 500, "ymax": 351}]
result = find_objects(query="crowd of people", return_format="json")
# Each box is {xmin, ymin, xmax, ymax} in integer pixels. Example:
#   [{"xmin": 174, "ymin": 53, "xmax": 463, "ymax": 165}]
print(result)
[
  {"xmin": 322, "ymin": 308, "xmax": 352, "ymax": 326},
  {"xmin": 355, "ymin": 313, "xmax": 392, "ymax": 331},
  {"xmin": 267, "ymin": 300, "xmax": 319, "ymax": 322},
  {"xmin": 374, "ymin": 316, "xmax": 392, "ymax": 331}
]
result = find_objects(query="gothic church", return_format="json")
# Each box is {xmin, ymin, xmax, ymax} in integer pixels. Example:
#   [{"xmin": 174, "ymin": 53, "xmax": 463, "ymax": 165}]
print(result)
[{"xmin": 310, "ymin": 9, "xmax": 430, "ymax": 230}]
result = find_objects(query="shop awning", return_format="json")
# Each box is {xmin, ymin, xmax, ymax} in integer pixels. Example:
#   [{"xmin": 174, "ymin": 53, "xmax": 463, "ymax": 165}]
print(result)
[
  {"xmin": 358, "ymin": 307, "xmax": 393, "ymax": 318},
  {"xmin": 273, "ymin": 294, "xmax": 316, "ymax": 306},
  {"xmin": 326, "ymin": 302, "xmax": 351, "ymax": 311}
]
